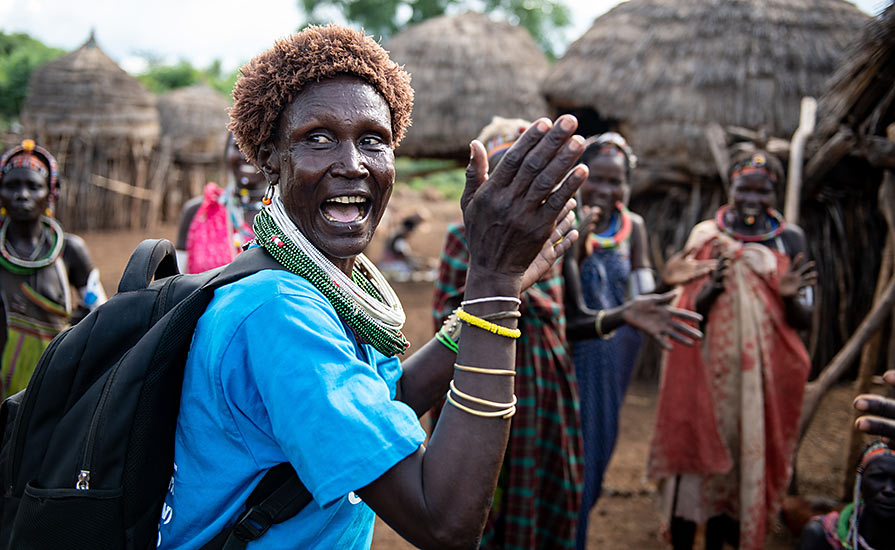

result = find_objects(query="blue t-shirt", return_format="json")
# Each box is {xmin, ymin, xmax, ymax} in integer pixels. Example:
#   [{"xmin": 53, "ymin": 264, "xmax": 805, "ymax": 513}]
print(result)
[{"xmin": 157, "ymin": 270, "xmax": 426, "ymax": 549}]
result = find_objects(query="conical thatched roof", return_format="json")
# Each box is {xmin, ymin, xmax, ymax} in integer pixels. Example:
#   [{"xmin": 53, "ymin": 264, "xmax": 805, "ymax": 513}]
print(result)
[
  {"xmin": 158, "ymin": 84, "xmax": 231, "ymax": 160},
  {"xmin": 386, "ymin": 12, "xmax": 550, "ymax": 159},
  {"xmin": 543, "ymin": 0, "xmax": 868, "ymax": 176},
  {"xmin": 21, "ymin": 33, "xmax": 159, "ymax": 144}
]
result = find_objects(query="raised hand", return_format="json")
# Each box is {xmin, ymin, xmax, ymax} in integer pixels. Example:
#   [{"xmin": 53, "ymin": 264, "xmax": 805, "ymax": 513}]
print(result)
[
  {"xmin": 779, "ymin": 252, "xmax": 817, "ymax": 298},
  {"xmin": 854, "ymin": 370, "xmax": 895, "ymax": 443},
  {"xmin": 621, "ymin": 292, "xmax": 703, "ymax": 350},
  {"xmin": 461, "ymin": 115, "xmax": 588, "ymax": 282},
  {"xmin": 662, "ymin": 248, "xmax": 717, "ymax": 287}
]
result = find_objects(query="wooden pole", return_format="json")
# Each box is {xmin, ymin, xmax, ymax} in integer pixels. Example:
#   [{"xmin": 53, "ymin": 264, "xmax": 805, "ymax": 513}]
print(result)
[
  {"xmin": 840, "ymin": 237, "xmax": 892, "ymax": 498},
  {"xmin": 799, "ymin": 175, "xmax": 895, "ymax": 439},
  {"xmin": 785, "ymin": 97, "xmax": 817, "ymax": 225}
]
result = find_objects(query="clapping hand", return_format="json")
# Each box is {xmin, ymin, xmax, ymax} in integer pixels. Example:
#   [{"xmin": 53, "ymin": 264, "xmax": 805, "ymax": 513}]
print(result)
[
  {"xmin": 662, "ymin": 249, "xmax": 717, "ymax": 287},
  {"xmin": 778, "ymin": 253, "xmax": 817, "ymax": 298},
  {"xmin": 621, "ymin": 292, "xmax": 703, "ymax": 350},
  {"xmin": 854, "ymin": 370, "xmax": 895, "ymax": 444},
  {"xmin": 520, "ymin": 207, "xmax": 578, "ymax": 291}
]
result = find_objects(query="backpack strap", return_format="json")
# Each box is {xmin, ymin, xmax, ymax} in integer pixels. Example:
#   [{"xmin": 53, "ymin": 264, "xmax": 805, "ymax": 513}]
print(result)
[
  {"xmin": 202, "ymin": 246, "xmax": 286, "ymax": 291},
  {"xmin": 199, "ymin": 464, "xmax": 312, "ymax": 550},
  {"xmin": 118, "ymin": 239, "xmax": 180, "ymax": 293}
]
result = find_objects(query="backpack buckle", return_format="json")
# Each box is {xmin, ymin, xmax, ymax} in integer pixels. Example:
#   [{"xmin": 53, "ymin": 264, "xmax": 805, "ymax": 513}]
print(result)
[{"xmin": 233, "ymin": 505, "xmax": 274, "ymax": 541}]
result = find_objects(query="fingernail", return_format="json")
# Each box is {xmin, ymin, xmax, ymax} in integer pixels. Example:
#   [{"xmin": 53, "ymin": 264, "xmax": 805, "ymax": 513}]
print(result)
[
  {"xmin": 559, "ymin": 117, "xmax": 575, "ymax": 131},
  {"xmin": 469, "ymin": 142, "xmax": 475, "ymax": 160},
  {"xmin": 854, "ymin": 399, "xmax": 868, "ymax": 411},
  {"xmin": 884, "ymin": 371, "xmax": 895, "ymax": 384},
  {"xmin": 569, "ymin": 135, "xmax": 585, "ymax": 152},
  {"xmin": 572, "ymin": 164, "xmax": 588, "ymax": 178},
  {"xmin": 856, "ymin": 418, "xmax": 868, "ymax": 431},
  {"xmin": 535, "ymin": 119, "xmax": 550, "ymax": 132}
]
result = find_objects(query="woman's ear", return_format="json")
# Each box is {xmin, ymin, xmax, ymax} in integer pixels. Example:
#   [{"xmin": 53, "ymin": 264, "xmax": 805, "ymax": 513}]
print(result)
[{"xmin": 257, "ymin": 142, "xmax": 280, "ymax": 185}]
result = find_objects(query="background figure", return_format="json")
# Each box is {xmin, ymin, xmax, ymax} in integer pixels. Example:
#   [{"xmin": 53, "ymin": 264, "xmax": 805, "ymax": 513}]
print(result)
[
  {"xmin": 648, "ymin": 149, "xmax": 817, "ymax": 550},
  {"xmin": 379, "ymin": 211, "xmax": 436, "ymax": 282},
  {"xmin": 431, "ymin": 116, "xmax": 584, "ymax": 549},
  {"xmin": 175, "ymin": 133, "xmax": 266, "ymax": 273},
  {"xmin": 567, "ymin": 132, "xmax": 652, "ymax": 549},
  {"xmin": 0, "ymin": 139, "xmax": 106, "ymax": 398},
  {"xmin": 799, "ymin": 440, "xmax": 895, "ymax": 550}
]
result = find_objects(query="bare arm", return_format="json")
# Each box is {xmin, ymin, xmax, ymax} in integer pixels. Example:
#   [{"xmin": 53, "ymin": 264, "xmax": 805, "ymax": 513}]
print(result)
[
  {"xmin": 357, "ymin": 116, "xmax": 588, "ymax": 549},
  {"xmin": 779, "ymin": 225, "xmax": 815, "ymax": 330}
]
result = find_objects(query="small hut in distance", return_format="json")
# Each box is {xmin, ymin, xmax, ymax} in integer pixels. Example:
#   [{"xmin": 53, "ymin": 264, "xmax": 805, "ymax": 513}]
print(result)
[
  {"xmin": 386, "ymin": 11, "xmax": 550, "ymax": 160},
  {"xmin": 156, "ymin": 84, "xmax": 232, "ymax": 221},
  {"xmin": 21, "ymin": 32, "xmax": 161, "ymax": 231}
]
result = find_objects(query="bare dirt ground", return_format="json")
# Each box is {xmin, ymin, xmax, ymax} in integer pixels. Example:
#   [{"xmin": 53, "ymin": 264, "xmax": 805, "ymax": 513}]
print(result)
[{"xmin": 78, "ymin": 188, "xmax": 885, "ymax": 549}]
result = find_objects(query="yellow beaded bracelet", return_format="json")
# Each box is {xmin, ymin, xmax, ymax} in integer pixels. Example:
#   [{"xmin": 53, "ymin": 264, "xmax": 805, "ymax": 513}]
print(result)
[
  {"xmin": 456, "ymin": 308, "xmax": 521, "ymax": 339},
  {"xmin": 454, "ymin": 363, "xmax": 516, "ymax": 376},
  {"xmin": 450, "ymin": 380, "xmax": 517, "ymax": 409},
  {"xmin": 445, "ymin": 390, "xmax": 516, "ymax": 419}
]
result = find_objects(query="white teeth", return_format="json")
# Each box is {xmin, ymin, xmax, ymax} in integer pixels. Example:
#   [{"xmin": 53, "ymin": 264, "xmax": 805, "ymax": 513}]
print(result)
[{"xmin": 327, "ymin": 195, "xmax": 367, "ymax": 204}]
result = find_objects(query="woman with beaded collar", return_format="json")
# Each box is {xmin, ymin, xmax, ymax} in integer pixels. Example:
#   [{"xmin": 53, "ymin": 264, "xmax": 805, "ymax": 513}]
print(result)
[
  {"xmin": 157, "ymin": 25, "xmax": 588, "ymax": 549},
  {"xmin": 0, "ymin": 139, "xmax": 107, "ymax": 399},
  {"xmin": 647, "ymin": 148, "xmax": 817, "ymax": 550}
]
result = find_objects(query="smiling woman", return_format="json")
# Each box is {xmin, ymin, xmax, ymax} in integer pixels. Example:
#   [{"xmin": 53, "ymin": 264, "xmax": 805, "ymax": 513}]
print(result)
[{"xmin": 157, "ymin": 24, "xmax": 589, "ymax": 550}]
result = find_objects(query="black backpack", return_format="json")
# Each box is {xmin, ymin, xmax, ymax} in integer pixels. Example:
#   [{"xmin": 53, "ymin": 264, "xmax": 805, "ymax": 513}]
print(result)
[{"xmin": 0, "ymin": 239, "xmax": 311, "ymax": 550}]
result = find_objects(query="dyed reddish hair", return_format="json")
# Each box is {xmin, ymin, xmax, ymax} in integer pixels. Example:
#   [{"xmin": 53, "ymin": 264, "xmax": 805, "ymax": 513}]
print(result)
[{"xmin": 229, "ymin": 25, "xmax": 414, "ymax": 165}]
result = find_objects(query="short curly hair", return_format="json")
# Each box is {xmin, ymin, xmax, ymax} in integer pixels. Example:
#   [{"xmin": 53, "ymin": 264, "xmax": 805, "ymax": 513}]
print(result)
[{"xmin": 228, "ymin": 25, "xmax": 414, "ymax": 165}]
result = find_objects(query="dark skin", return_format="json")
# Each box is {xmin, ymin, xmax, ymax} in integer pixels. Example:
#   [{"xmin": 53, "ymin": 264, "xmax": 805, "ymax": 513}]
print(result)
[
  {"xmin": 175, "ymin": 135, "xmax": 268, "ymax": 251},
  {"xmin": 694, "ymin": 173, "xmax": 816, "ymax": 329},
  {"xmin": 564, "ymin": 152, "xmax": 703, "ymax": 348},
  {"xmin": 257, "ymin": 76, "xmax": 587, "ymax": 549},
  {"xmin": 855, "ymin": 370, "xmax": 895, "ymax": 443},
  {"xmin": 0, "ymin": 166, "xmax": 96, "ymax": 318},
  {"xmin": 800, "ymin": 455, "xmax": 895, "ymax": 550}
]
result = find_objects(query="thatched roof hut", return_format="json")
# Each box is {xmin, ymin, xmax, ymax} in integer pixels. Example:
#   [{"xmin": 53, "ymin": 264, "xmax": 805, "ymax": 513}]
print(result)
[
  {"xmin": 156, "ymin": 84, "xmax": 231, "ymax": 220},
  {"xmin": 386, "ymin": 12, "xmax": 550, "ymax": 159},
  {"xmin": 21, "ymin": 33, "xmax": 161, "ymax": 231},
  {"xmin": 157, "ymin": 84, "xmax": 230, "ymax": 162},
  {"xmin": 543, "ymin": 0, "xmax": 868, "ymax": 177}
]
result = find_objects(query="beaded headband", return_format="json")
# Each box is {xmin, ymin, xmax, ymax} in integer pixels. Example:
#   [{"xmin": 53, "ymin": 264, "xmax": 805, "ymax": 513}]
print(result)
[
  {"xmin": 585, "ymin": 132, "xmax": 637, "ymax": 170},
  {"xmin": 730, "ymin": 153, "xmax": 777, "ymax": 184},
  {"xmin": 859, "ymin": 440, "xmax": 894, "ymax": 472},
  {"xmin": 487, "ymin": 140, "xmax": 515, "ymax": 161},
  {"xmin": 0, "ymin": 140, "xmax": 59, "ymax": 201}
]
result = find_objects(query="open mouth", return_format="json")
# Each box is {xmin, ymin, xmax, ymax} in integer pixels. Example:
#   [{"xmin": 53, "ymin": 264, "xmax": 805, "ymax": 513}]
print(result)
[{"xmin": 322, "ymin": 195, "xmax": 370, "ymax": 223}]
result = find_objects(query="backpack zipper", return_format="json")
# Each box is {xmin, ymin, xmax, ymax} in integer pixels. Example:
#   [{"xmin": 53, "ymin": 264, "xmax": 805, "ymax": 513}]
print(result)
[
  {"xmin": 76, "ymin": 351, "xmax": 130, "ymax": 490},
  {"xmin": 6, "ymin": 328, "xmax": 71, "ymax": 494}
]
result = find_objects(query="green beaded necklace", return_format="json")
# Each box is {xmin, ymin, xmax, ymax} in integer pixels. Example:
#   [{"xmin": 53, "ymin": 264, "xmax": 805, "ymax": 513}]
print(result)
[{"xmin": 253, "ymin": 200, "xmax": 409, "ymax": 356}]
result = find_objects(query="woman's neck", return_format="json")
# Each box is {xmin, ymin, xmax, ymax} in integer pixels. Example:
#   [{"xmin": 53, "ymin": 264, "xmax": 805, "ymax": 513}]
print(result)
[{"xmin": 7, "ymin": 217, "xmax": 45, "ymax": 243}]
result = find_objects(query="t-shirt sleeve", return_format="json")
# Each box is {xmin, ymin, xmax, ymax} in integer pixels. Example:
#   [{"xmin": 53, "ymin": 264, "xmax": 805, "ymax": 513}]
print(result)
[{"xmin": 241, "ymin": 291, "xmax": 426, "ymax": 506}]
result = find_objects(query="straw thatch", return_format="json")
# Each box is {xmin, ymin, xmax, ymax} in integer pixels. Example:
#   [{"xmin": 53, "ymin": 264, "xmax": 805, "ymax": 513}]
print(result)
[
  {"xmin": 156, "ymin": 84, "xmax": 231, "ymax": 220},
  {"xmin": 21, "ymin": 33, "xmax": 161, "ymax": 231},
  {"xmin": 386, "ymin": 12, "xmax": 550, "ymax": 159},
  {"xmin": 157, "ymin": 84, "xmax": 230, "ymax": 161},
  {"xmin": 543, "ymin": 0, "xmax": 868, "ymax": 177}
]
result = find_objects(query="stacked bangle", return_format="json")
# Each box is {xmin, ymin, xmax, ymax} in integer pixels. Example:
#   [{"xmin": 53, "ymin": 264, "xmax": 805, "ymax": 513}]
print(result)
[
  {"xmin": 595, "ymin": 310, "xmax": 616, "ymax": 340},
  {"xmin": 456, "ymin": 308, "xmax": 521, "ymax": 339},
  {"xmin": 435, "ymin": 309, "xmax": 523, "ymax": 353},
  {"xmin": 446, "ymin": 380, "xmax": 516, "ymax": 419},
  {"xmin": 454, "ymin": 363, "xmax": 515, "ymax": 376},
  {"xmin": 461, "ymin": 296, "xmax": 522, "ymax": 307}
]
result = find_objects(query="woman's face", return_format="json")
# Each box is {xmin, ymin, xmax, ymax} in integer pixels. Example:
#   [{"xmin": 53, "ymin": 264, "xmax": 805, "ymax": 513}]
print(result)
[
  {"xmin": 729, "ymin": 172, "xmax": 775, "ymax": 222},
  {"xmin": 267, "ymin": 76, "xmax": 395, "ymax": 269},
  {"xmin": 579, "ymin": 152, "xmax": 627, "ymax": 218},
  {"xmin": 862, "ymin": 455, "xmax": 895, "ymax": 519},
  {"xmin": 0, "ymin": 167, "xmax": 50, "ymax": 223},
  {"xmin": 227, "ymin": 138, "xmax": 265, "ymax": 190}
]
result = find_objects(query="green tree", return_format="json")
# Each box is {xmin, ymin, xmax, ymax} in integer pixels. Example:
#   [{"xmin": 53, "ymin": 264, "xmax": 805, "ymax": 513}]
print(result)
[
  {"xmin": 299, "ymin": 0, "xmax": 570, "ymax": 56},
  {"xmin": 137, "ymin": 58, "xmax": 239, "ymax": 98},
  {"xmin": 0, "ymin": 32, "xmax": 64, "ymax": 124}
]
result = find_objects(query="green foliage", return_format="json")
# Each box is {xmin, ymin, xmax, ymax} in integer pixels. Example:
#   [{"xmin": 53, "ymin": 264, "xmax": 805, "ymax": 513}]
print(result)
[
  {"xmin": 395, "ymin": 157, "xmax": 465, "ymax": 200},
  {"xmin": 298, "ymin": 0, "xmax": 571, "ymax": 56},
  {"xmin": 137, "ymin": 58, "xmax": 239, "ymax": 97},
  {"xmin": 0, "ymin": 32, "xmax": 64, "ymax": 124}
]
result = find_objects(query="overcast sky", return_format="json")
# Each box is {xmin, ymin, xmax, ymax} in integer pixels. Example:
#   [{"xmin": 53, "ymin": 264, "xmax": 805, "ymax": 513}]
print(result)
[{"xmin": 0, "ymin": 0, "xmax": 887, "ymax": 75}]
